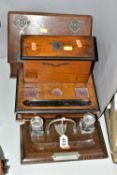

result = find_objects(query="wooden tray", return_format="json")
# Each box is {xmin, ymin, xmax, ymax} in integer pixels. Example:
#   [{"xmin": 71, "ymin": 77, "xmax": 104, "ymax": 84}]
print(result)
[
  {"xmin": 15, "ymin": 72, "xmax": 99, "ymax": 116},
  {"xmin": 8, "ymin": 11, "xmax": 92, "ymax": 77},
  {"xmin": 20, "ymin": 119, "xmax": 108, "ymax": 164}
]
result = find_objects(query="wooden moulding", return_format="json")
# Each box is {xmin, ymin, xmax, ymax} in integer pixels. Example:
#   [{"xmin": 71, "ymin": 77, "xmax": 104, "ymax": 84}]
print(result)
[
  {"xmin": 20, "ymin": 119, "xmax": 108, "ymax": 164},
  {"xmin": 15, "ymin": 71, "xmax": 100, "ymax": 116},
  {"xmin": 8, "ymin": 11, "xmax": 92, "ymax": 77},
  {"xmin": 16, "ymin": 113, "xmax": 96, "ymax": 121}
]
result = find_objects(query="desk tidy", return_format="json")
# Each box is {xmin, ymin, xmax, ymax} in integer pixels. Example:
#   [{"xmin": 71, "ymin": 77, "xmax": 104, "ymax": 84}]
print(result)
[{"xmin": 8, "ymin": 11, "xmax": 108, "ymax": 164}]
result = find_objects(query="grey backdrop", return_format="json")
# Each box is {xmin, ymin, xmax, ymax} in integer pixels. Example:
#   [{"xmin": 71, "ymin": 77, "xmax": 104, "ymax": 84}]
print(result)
[{"xmin": 0, "ymin": 0, "xmax": 117, "ymax": 113}]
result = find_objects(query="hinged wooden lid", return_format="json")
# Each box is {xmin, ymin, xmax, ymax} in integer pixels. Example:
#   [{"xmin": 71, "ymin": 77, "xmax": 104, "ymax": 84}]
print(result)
[{"xmin": 21, "ymin": 35, "xmax": 97, "ymax": 61}]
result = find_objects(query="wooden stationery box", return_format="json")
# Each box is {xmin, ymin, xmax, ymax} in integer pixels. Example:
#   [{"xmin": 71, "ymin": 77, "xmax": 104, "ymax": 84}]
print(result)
[
  {"xmin": 21, "ymin": 35, "xmax": 97, "ymax": 83},
  {"xmin": 8, "ymin": 12, "xmax": 92, "ymax": 78},
  {"xmin": 15, "ymin": 73, "xmax": 107, "ymax": 164},
  {"xmin": 8, "ymin": 11, "xmax": 108, "ymax": 164}
]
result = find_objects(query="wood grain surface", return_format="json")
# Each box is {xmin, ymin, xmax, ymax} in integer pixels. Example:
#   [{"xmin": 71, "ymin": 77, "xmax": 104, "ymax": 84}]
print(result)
[{"xmin": 21, "ymin": 36, "xmax": 96, "ymax": 59}]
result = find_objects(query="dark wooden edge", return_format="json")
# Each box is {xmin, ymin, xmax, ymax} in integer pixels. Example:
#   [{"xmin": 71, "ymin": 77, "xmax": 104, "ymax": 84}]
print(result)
[
  {"xmin": 92, "ymin": 73, "xmax": 100, "ymax": 115},
  {"xmin": 15, "ymin": 72, "xmax": 99, "ymax": 114},
  {"xmin": 20, "ymin": 36, "xmax": 98, "ymax": 62},
  {"xmin": 16, "ymin": 108, "xmax": 99, "ymax": 114},
  {"xmin": 94, "ymin": 37, "xmax": 98, "ymax": 61},
  {"xmin": 101, "ymin": 91, "xmax": 116, "ymax": 117},
  {"xmin": 21, "ymin": 56, "xmax": 97, "ymax": 61},
  {"xmin": 23, "ymin": 99, "xmax": 91, "ymax": 107},
  {"xmin": 15, "ymin": 71, "xmax": 19, "ymax": 114},
  {"xmin": 8, "ymin": 11, "xmax": 93, "ymax": 19},
  {"xmin": 89, "ymin": 37, "xmax": 98, "ymax": 81}
]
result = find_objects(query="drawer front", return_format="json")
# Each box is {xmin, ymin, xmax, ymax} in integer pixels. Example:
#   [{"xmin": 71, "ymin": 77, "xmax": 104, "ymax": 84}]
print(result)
[{"xmin": 24, "ymin": 60, "xmax": 92, "ymax": 83}]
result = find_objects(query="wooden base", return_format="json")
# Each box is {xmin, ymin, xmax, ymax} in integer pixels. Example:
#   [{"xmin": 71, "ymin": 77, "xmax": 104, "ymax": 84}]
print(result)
[{"xmin": 20, "ymin": 119, "xmax": 107, "ymax": 164}]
